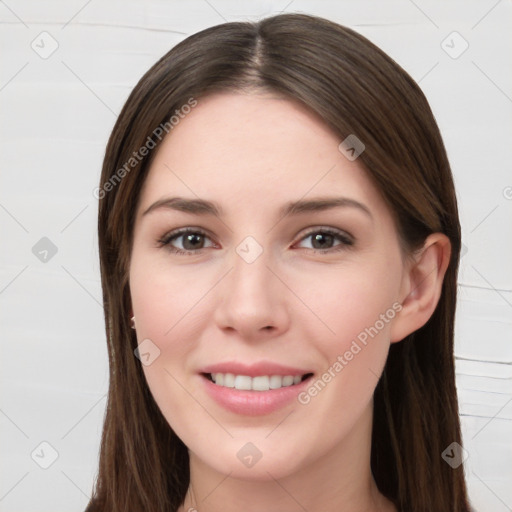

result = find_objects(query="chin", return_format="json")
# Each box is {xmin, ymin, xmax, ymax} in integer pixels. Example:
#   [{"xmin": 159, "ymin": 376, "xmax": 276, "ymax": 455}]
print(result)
[{"xmin": 189, "ymin": 437, "xmax": 312, "ymax": 482}]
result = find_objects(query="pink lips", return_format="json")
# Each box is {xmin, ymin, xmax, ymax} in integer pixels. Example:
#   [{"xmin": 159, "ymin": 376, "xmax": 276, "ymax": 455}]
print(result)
[
  {"xmin": 199, "ymin": 361, "xmax": 311, "ymax": 377},
  {"xmin": 199, "ymin": 361, "xmax": 314, "ymax": 416}
]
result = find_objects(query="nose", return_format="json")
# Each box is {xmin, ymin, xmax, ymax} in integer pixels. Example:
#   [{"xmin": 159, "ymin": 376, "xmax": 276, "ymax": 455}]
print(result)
[{"xmin": 213, "ymin": 243, "xmax": 291, "ymax": 342}]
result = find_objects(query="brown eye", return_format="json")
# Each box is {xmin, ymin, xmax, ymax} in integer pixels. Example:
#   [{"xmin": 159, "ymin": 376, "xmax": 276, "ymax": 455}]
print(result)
[
  {"xmin": 181, "ymin": 232, "xmax": 205, "ymax": 250},
  {"xmin": 158, "ymin": 229, "xmax": 215, "ymax": 254},
  {"xmin": 311, "ymin": 232, "xmax": 335, "ymax": 250},
  {"xmin": 296, "ymin": 228, "xmax": 354, "ymax": 252}
]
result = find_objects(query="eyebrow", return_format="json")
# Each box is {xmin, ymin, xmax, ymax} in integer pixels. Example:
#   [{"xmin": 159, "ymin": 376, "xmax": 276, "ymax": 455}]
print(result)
[{"xmin": 142, "ymin": 196, "xmax": 372, "ymax": 220}]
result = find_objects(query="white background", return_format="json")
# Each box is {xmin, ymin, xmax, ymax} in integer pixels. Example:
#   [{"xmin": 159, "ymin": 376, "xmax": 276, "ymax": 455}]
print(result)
[{"xmin": 0, "ymin": 1, "xmax": 511, "ymax": 511}]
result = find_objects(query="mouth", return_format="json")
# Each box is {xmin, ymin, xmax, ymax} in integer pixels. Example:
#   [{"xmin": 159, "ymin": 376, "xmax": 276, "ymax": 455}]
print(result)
[
  {"xmin": 199, "ymin": 362, "xmax": 315, "ymax": 415},
  {"xmin": 202, "ymin": 372, "xmax": 314, "ymax": 391}
]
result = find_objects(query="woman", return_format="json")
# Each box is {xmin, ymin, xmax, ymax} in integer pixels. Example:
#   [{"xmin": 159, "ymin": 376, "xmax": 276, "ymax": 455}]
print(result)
[{"xmin": 86, "ymin": 13, "xmax": 471, "ymax": 512}]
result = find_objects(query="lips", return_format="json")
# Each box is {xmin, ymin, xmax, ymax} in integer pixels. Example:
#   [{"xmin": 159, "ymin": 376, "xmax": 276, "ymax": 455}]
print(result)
[
  {"xmin": 199, "ymin": 361, "xmax": 313, "ymax": 390},
  {"xmin": 198, "ymin": 361, "xmax": 315, "ymax": 415},
  {"xmin": 200, "ymin": 361, "xmax": 313, "ymax": 378}
]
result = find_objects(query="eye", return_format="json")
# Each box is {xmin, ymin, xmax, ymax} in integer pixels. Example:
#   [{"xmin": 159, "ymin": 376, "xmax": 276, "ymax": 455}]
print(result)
[
  {"xmin": 157, "ymin": 226, "xmax": 354, "ymax": 256},
  {"xmin": 295, "ymin": 228, "xmax": 354, "ymax": 252},
  {"xmin": 157, "ymin": 228, "xmax": 215, "ymax": 254}
]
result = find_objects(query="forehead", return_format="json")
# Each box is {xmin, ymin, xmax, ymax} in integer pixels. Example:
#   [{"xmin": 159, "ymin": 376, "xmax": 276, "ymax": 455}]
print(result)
[{"xmin": 138, "ymin": 92, "xmax": 389, "ymax": 220}]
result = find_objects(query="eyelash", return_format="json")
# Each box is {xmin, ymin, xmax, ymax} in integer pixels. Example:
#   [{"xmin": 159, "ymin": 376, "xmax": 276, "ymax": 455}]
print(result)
[{"xmin": 157, "ymin": 227, "xmax": 354, "ymax": 256}]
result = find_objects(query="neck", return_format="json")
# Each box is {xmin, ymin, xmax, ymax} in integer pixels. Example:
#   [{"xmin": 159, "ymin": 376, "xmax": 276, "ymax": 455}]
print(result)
[{"xmin": 178, "ymin": 404, "xmax": 396, "ymax": 512}]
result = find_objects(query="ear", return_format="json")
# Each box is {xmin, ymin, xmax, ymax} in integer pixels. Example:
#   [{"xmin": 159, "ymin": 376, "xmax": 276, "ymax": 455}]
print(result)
[{"xmin": 390, "ymin": 233, "xmax": 451, "ymax": 343}]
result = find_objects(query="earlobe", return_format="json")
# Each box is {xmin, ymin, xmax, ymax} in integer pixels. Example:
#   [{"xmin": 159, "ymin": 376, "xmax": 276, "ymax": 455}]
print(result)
[{"xmin": 390, "ymin": 233, "xmax": 451, "ymax": 343}]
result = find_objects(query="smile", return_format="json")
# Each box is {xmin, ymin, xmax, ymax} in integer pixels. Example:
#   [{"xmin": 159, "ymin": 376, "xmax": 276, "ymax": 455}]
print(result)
[
  {"xmin": 205, "ymin": 372, "xmax": 313, "ymax": 391},
  {"xmin": 199, "ymin": 361, "xmax": 315, "ymax": 415}
]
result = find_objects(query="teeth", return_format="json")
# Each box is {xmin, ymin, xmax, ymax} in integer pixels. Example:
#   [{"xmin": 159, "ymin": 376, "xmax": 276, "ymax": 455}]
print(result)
[
  {"xmin": 269, "ymin": 375, "xmax": 282, "ymax": 389},
  {"xmin": 223, "ymin": 373, "xmax": 235, "ymax": 387},
  {"xmin": 282, "ymin": 375, "xmax": 294, "ymax": 386},
  {"xmin": 252, "ymin": 375, "xmax": 270, "ymax": 391},
  {"xmin": 210, "ymin": 373, "xmax": 306, "ymax": 391},
  {"xmin": 234, "ymin": 375, "xmax": 252, "ymax": 390}
]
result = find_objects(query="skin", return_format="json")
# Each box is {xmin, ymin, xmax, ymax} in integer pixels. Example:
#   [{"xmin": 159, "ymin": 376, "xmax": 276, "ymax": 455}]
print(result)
[{"xmin": 129, "ymin": 92, "xmax": 450, "ymax": 512}]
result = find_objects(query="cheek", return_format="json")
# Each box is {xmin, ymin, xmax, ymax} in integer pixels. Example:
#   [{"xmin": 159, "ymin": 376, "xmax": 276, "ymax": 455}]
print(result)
[
  {"xmin": 129, "ymin": 261, "xmax": 206, "ymax": 441},
  {"xmin": 294, "ymin": 259, "xmax": 400, "ymax": 344},
  {"xmin": 129, "ymin": 253, "xmax": 205, "ymax": 349},
  {"xmin": 129, "ymin": 255, "xmax": 213, "ymax": 413},
  {"xmin": 292, "ymin": 262, "xmax": 400, "ymax": 405}
]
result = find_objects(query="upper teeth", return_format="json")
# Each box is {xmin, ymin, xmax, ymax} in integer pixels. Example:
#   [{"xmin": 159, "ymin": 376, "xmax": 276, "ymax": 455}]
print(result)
[{"xmin": 211, "ymin": 373, "xmax": 303, "ymax": 391}]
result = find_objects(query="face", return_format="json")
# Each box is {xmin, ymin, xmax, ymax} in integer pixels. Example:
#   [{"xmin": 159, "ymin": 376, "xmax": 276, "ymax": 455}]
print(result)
[{"xmin": 129, "ymin": 92, "xmax": 407, "ymax": 480}]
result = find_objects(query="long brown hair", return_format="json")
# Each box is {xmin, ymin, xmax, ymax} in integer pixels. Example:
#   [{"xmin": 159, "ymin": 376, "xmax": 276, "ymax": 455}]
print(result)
[{"xmin": 87, "ymin": 13, "xmax": 470, "ymax": 512}]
